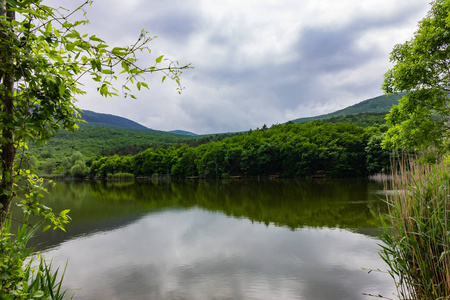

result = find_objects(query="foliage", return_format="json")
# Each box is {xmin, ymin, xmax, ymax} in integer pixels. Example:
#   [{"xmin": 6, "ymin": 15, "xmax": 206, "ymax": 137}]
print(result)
[
  {"xmin": 0, "ymin": 221, "xmax": 69, "ymax": 299},
  {"xmin": 28, "ymin": 94, "xmax": 396, "ymax": 173},
  {"xmin": 379, "ymin": 158, "xmax": 450, "ymax": 299},
  {"xmin": 14, "ymin": 152, "xmax": 37, "ymax": 173},
  {"xmin": 0, "ymin": 0, "xmax": 189, "ymax": 297},
  {"xmin": 90, "ymin": 122, "xmax": 387, "ymax": 179},
  {"xmin": 41, "ymin": 159, "xmax": 56, "ymax": 175},
  {"xmin": 322, "ymin": 112, "xmax": 388, "ymax": 127},
  {"xmin": 70, "ymin": 160, "xmax": 88, "ymax": 178},
  {"xmin": 28, "ymin": 123, "xmax": 195, "ymax": 165},
  {"xmin": 382, "ymin": 0, "xmax": 450, "ymax": 154},
  {"xmin": 0, "ymin": 0, "xmax": 189, "ymax": 224},
  {"xmin": 365, "ymin": 135, "xmax": 392, "ymax": 174}
]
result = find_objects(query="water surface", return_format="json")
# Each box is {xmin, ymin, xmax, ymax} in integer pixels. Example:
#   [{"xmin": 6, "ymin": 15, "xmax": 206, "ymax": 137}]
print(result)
[{"xmin": 23, "ymin": 179, "xmax": 396, "ymax": 299}]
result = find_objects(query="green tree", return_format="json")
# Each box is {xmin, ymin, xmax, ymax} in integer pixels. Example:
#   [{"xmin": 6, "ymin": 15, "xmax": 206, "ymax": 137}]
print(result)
[
  {"xmin": 365, "ymin": 135, "xmax": 391, "ymax": 174},
  {"xmin": 0, "ymin": 0, "xmax": 189, "ymax": 227},
  {"xmin": 382, "ymin": 0, "xmax": 450, "ymax": 153},
  {"xmin": 41, "ymin": 158, "xmax": 56, "ymax": 174},
  {"xmin": 69, "ymin": 151, "xmax": 85, "ymax": 165},
  {"xmin": 70, "ymin": 160, "xmax": 88, "ymax": 178}
]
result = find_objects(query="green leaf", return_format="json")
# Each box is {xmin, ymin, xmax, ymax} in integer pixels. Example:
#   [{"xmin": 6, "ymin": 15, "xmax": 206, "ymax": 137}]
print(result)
[
  {"xmin": 89, "ymin": 35, "xmax": 104, "ymax": 43},
  {"xmin": 112, "ymin": 47, "xmax": 127, "ymax": 56},
  {"xmin": 32, "ymin": 291, "xmax": 45, "ymax": 298},
  {"xmin": 60, "ymin": 209, "xmax": 71, "ymax": 215},
  {"xmin": 100, "ymin": 84, "xmax": 108, "ymax": 96},
  {"xmin": 0, "ymin": 273, "xmax": 10, "ymax": 280},
  {"xmin": 58, "ymin": 84, "xmax": 65, "ymax": 97},
  {"xmin": 5, "ymin": 0, "xmax": 22, "ymax": 8},
  {"xmin": 79, "ymin": 41, "xmax": 91, "ymax": 50},
  {"xmin": 65, "ymin": 32, "xmax": 78, "ymax": 39},
  {"xmin": 4, "ymin": 171, "xmax": 10, "ymax": 183},
  {"xmin": 121, "ymin": 60, "xmax": 130, "ymax": 72},
  {"xmin": 155, "ymin": 55, "xmax": 164, "ymax": 63}
]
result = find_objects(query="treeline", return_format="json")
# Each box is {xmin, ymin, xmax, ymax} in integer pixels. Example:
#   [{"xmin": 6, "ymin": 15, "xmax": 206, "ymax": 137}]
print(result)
[
  {"xmin": 89, "ymin": 121, "xmax": 391, "ymax": 179},
  {"xmin": 28, "ymin": 123, "xmax": 195, "ymax": 163},
  {"xmin": 99, "ymin": 132, "xmax": 241, "ymax": 157}
]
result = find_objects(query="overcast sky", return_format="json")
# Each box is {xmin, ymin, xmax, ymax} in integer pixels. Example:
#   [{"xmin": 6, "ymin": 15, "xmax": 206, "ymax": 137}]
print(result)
[{"xmin": 46, "ymin": 0, "xmax": 430, "ymax": 134}]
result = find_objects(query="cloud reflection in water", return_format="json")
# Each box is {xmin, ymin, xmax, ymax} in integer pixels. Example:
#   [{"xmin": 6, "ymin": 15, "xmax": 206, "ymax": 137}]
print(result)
[{"xmin": 44, "ymin": 208, "xmax": 395, "ymax": 300}]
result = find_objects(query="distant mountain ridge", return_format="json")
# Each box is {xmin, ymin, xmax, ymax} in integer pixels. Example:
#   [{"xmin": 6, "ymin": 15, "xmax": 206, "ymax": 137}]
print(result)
[
  {"xmin": 290, "ymin": 93, "xmax": 405, "ymax": 124},
  {"xmin": 79, "ymin": 93, "xmax": 405, "ymax": 136},
  {"xmin": 79, "ymin": 110, "xmax": 197, "ymax": 136},
  {"xmin": 80, "ymin": 110, "xmax": 149, "ymax": 130},
  {"xmin": 30, "ymin": 93, "xmax": 405, "ymax": 165},
  {"xmin": 169, "ymin": 130, "xmax": 197, "ymax": 136}
]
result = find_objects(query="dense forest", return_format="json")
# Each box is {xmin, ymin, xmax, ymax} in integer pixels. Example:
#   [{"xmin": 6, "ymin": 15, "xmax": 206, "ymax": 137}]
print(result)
[
  {"xmin": 89, "ymin": 121, "xmax": 391, "ymax": 179},
  {"xmin": 26, "ymin": 95, "xmax": 397, "ymax": 179}
]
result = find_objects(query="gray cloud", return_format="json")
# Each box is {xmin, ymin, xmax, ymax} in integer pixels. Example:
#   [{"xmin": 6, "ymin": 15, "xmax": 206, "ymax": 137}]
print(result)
[{"xmin": 44, "ymin": 0, "xmax": 431, "ymax": 134}]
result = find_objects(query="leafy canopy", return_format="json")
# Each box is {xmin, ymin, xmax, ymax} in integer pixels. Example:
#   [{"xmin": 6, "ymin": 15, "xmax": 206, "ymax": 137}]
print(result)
[
  {"xmin": 0, "ymin": 1, "xmax": 190, "ymax": 296},
  {"xmin": 382, "ymin": 0, "xmax": 450, "ymax": 153},
  {"xmin": 0, "ymin": 0, "xmax": 189, "ymax": 226}
]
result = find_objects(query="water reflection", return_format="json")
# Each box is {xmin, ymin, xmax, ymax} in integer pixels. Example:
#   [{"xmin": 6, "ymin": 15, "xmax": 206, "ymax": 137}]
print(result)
[
  {"xmin": 45, "ymin": 209, "xmax": 395, "ymax": 300},
  {"xmin": 24, "ymin": 178, "xmax": 387, "ymax": 250},
  {"xmin": 22, "ymin": 179, "xmax": 396, "ymax": 299}
]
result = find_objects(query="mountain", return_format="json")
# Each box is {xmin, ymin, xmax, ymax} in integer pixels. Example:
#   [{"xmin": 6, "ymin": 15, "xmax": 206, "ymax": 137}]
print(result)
[
  {"xmin": 79, "ymin": 110, "xmax": 196, "ymax": 136},
  {"xmin": 30, "ymin": 110, "xmax": 198, "ymax": 161},
  {"xmin": 79, "ymin": 110, "xmax": 149, "ymax": 130},
  {"xmin": 290, "ymin": 93, "xmax": 405, "ymax": 124},
  {"xmin": 31, "ymin": 123, "xmax": 195, "ymax": 162},
  {"xmin": 79, "ymin": 92, "xmax": 404, "ymax": 136},
  {"xmin": 169, "ymin": 130, "xmax": 197, "ymax": 136}
]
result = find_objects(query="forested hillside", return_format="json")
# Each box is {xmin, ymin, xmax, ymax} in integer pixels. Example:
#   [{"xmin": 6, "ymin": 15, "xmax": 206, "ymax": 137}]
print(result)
[
  {"xmin": 31, "ymin": 123, "xmax": 194, "ymax": 159},
  {"xmin": 28, "ymin": 93, "xmax": 399, "ymax": 177},
  {"xmin": 169, "ymin": 130, "xmax": 197, "ymax": 136},
  {"xmin": 26, "ymin": 123, "xmax": 197, "ymax": 177},
  {"xmin": 79, "ymin": 110, "xmax": 150, "ymax": 130},
  {"xmin": 90, "ymin": 122, "xmax": 390, "ymax": 179},
  {"xmin": 290, "ymin": 93, "xmax": 405, "ymax": 124}
]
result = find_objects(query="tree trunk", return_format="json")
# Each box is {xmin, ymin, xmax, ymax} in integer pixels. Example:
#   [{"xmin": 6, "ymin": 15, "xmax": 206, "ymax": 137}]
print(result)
[{"xmin": 0, "ymin": 1, "xmax": 16, "ymax": 227}]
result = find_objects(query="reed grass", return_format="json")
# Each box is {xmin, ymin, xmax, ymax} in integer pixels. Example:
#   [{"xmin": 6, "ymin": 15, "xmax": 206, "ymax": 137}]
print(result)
[
  {"xmin": 380, "ymin": 157, "xmax": 450, "ymax": 299},
  {"xmin": 0, "ymin": 221, "xmax": 70, "ymax": 299}
]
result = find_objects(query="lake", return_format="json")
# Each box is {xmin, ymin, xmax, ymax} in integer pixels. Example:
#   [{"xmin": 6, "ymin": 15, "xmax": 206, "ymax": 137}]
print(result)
[{"xmin": 22, "ymin": 178, "xmax": 397, "ymax": 300}]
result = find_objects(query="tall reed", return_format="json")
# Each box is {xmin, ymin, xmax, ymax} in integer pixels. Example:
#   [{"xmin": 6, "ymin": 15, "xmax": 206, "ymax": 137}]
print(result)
[{"xmin": 380, "ymin": 157, "xmax": 450, "ymax": 299}]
